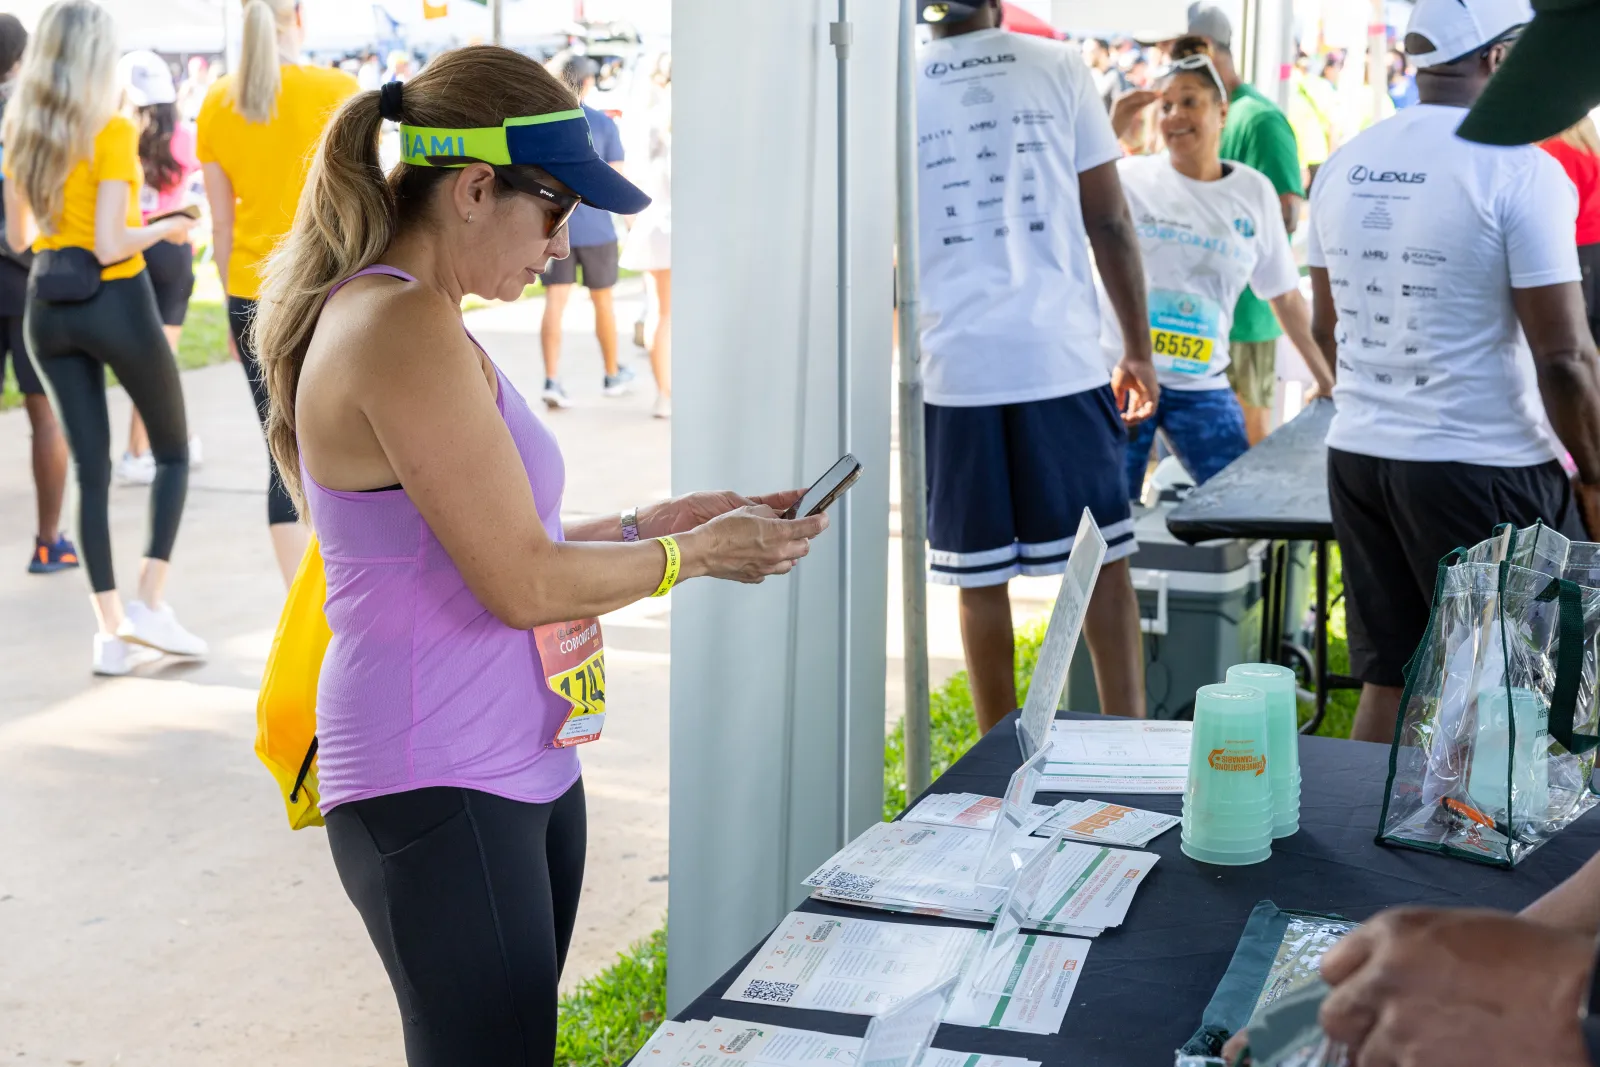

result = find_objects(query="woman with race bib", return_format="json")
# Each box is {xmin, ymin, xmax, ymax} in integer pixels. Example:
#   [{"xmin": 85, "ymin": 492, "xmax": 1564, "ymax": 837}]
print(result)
[
  {"xmin": 1106, "ymin": 38, "xmax": 1334, "ymax": 500},
  {"xmin": 252, "ymin": 46, "xmax": 827, "ymax": 1066}
]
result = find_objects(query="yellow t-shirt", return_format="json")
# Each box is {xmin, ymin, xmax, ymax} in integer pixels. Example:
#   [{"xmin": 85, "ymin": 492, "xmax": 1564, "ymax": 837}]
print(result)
[
  {"xmin": 26, "ymin": 114, "xmax": 145, "ymax": 281},
  {"xmin": 196, "ymin": 64, "xmax": 359, "ymax": 300}
]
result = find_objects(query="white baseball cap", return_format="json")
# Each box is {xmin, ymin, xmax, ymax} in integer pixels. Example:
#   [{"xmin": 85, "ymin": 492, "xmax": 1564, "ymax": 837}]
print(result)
[
  {"xmin": 1404, "ymin": 0, "xmax": 1531, "ymax": 68},
  {"xmin": 118, "ymin": 49, "xmax": 176, "ymax": 107}
]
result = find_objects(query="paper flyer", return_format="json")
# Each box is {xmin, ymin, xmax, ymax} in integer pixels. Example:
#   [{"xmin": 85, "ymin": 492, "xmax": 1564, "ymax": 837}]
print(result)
[
  {"xmin": 721, "ymin": 914, "xmax": 1086, "ymax": 1036},
  {"xmin": 632, "ymin": 1019, "xmax": 706, "ymax": 1067},
  {"xmin": 804, "ymin": 821, "xmax": 1003, "ymax": 905},
  {"xmin": 945, "ymin": 930, "xmax": 1092, "ymax": 1036},
  {"xmin": 722, "ymin": 913, "xmax": 980, "ymax": 1016},
  {"xmin": 1027, "ymin": 839, "xmax": 1158, "ymax": 935},
  {"xmin": 902, "ymin": 792, "xmax": 1055, "ymax": 833},
  {"xmin": 1037, "ymin": 799, "xmax": 1180, "ymax": 848},
  {"xmin": 804, "ymin": 824, "xmax": 1157, "ymax": 936},
  {"xmin": 1041, "ymin": 720, "xmax": 1191, "ymax": 794},
  {"xmin": 664, "ymin": 1016, "xmax": 1041, "ymax": 1067}
]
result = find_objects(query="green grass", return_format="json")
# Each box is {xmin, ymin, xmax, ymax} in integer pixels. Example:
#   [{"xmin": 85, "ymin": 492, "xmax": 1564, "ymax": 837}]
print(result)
[
  {"xmin": 882, "ymin": 619, "xmax": 1049, "ymax": 821},
  {"xmin": 556, "ymin": 927, "xmax": 667, "ymax": 1067},
  {"xmin": 1295, "ymin": 543, "xmax": 1358, "ymax": 740}
]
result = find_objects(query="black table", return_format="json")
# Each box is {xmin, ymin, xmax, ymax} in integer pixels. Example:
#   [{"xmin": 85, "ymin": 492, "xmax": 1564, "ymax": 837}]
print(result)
[
  {"xmin": 677, "ymin": 711, "xmax": 1600, "ymax": 1066},
  {"xmin": 1165, "ymin": 399, "xmax": 1358, "ymax": 733}
]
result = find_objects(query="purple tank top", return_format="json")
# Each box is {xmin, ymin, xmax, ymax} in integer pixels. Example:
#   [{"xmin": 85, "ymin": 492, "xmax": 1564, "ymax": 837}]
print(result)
[{"xmin": 302, "ymin": 264, "xmax": 579, "ymax": 813}]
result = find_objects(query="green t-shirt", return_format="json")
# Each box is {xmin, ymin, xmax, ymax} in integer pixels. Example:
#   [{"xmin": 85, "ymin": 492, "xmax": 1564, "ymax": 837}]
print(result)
[{"xmin": 1219, "ymin": 83, "xmax": 1304, "ymax": 343}]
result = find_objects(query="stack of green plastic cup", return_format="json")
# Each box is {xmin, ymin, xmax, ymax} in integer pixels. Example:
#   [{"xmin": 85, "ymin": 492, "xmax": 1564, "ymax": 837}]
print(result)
[
  {"xmin": 1182, "ymin": 683, "xmax": 1273, "ymax": 866},
  {"xmin": 1226, "ymin": 663, "xmax": 1301, "ymax": 838}
]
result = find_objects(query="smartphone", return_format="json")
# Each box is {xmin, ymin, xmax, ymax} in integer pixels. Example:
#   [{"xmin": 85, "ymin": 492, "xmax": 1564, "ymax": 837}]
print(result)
[
  {"xmin": 147, "ymin": 204, "xmax": 202, "ymax": 224},
  {"xmin": 782, "ymin": 454, "xmax": 862, "ymax": 519}
]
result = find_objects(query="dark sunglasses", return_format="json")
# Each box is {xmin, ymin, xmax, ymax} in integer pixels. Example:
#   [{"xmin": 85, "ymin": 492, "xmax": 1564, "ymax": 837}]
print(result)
[{"xmin": 425, "ymin": 156, "xmax": 582, "ymax": 237}]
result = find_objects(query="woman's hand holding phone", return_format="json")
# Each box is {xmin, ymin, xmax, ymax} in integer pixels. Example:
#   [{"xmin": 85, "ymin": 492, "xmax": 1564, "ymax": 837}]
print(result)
[
  {"xmin": 678, "ymin": 504, "xmax": 828, "ymax": 584},
  {"xmin": 641, "ymin": 488, "xmax": 805, "ymax": 537}
]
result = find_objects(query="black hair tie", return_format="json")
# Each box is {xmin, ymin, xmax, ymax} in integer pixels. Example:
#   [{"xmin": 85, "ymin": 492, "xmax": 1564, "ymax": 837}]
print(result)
[{"xmin": 378, "ymin": 80, "xmax": 404, "ymax": 122}]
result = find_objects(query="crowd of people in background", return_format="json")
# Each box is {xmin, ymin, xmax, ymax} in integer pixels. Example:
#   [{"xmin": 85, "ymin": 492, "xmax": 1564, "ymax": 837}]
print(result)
[{"xmin": 0, "ymin": 0, "xmax": 674, "ymax": 675}]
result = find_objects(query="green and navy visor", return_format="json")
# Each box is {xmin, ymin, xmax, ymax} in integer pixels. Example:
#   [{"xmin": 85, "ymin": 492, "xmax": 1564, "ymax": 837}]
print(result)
[{"xmin": 399, "ymin": 108, "xmax": 650, "ymax": 214}]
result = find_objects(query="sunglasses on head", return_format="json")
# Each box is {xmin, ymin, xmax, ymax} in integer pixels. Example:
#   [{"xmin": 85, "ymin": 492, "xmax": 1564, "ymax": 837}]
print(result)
[
  {"xmin": 1160, "ymin": 53, "xmax": 1227, "ymax": 97},
  {"xmin": 425, "ymin": 156, "xmax": 582, "ymax": 237}
]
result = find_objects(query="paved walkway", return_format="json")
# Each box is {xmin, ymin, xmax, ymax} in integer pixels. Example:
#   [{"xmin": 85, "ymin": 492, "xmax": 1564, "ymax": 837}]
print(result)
[{"xmin": 0, "ymin": 278, "xmax": 1058, "ymax": 1064}]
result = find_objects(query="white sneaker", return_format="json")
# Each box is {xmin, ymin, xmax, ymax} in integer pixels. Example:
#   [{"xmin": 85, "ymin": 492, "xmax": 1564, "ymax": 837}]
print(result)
[
  {"xmin": 117, "ymin": 600, "xmax": 208, "ymax": 658},
  {"xmin": 115, "ymin": 451, "xmax": 156, "ymax": 486},
  {"xmin": 541, "ymin": 379, "xmax": 572, "ymax": 410},
  {"xmin": 93, "ymin": 633, "xmax": 162, "ymax": 676},
  {"xmin": 653, "ymin": 395, "xmax": 672, "ymax": 420},
  {"xmin": 187, "ymin": 435, "xmax": 204, "ymax": 469}
]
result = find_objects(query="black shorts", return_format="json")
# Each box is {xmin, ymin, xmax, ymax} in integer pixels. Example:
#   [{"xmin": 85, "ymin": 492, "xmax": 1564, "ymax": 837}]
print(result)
[
  {"xmin": 926, "ymin": 386, "xmax": 1137, "ymax": 587},
  {"xmin": 143, "ymin": 240, "xmax": 195, "ymax": 326},
  {"xmin": 543, "ymin": 241, "xmax": 619, "ymax": 289},
  {"xmin": 1328, "ymin": 447, "xmax": 1585, "ymax": 687},
  {"xmin": 0, "ymin": 313, "xmax": 41, "ymax": 395}
]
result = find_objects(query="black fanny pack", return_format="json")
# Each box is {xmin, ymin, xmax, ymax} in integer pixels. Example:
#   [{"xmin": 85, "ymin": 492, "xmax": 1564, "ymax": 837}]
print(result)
[{"xmin": 30, "ymin": 247, "xmax": 128, "ymax": 304}]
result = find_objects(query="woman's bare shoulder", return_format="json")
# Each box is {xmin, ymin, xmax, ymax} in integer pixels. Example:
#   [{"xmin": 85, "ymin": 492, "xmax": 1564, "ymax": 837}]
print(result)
[{"xmin": 308, "ymin": 273, "xmax": 477, "ymax": 387}]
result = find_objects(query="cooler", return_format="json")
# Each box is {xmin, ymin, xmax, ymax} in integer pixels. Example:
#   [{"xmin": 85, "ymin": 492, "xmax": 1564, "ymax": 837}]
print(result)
[{"xmin": 1066, "ymin": 503, "xmax": 1264, "ymax": 720}]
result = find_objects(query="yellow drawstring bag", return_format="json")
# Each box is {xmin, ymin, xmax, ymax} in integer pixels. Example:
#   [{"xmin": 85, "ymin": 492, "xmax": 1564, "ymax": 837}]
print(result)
[{"xmin": 255, "ymin": 537, "xmax": 331, "ymax": 830}]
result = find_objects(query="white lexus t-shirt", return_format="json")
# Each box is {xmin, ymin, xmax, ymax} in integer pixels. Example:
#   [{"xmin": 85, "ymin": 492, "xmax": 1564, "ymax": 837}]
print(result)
[
  {"xmin": 1307, "ymin": 103, "xmax": 1580, "ymax": 466},
  {"xmin": 915, "ymin": 28, "xmax": 1123, "ymax": 407},
  {"xmin": 1098, "ymin": 154, "xmax": 1299, "ymax": 391}
]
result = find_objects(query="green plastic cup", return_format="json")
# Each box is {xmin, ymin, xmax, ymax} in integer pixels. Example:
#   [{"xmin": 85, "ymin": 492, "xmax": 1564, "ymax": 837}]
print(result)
[
  {"xmin": 1182, "ymin": 683, "xmax": 1273, "ymax": 864},
  {"xmin": 1226, "ymin": 663, "xmax": 1301, "ymax": 838}
]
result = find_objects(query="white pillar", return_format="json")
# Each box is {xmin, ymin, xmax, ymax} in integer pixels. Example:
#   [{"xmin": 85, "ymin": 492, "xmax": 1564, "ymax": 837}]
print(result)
[{"xmin": 666, "ymin": 0, "xmax": 896, "ymax": 1013}]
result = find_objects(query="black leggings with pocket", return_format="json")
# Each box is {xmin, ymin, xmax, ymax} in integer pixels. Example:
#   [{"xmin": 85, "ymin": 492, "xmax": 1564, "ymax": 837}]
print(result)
[
  {"xmin": 227, "ymin": 296, "xmax": 297, "ymax": 526},
  {"xmin": 26, "ymin": 271, "xmax": 188, "ymax": 593},
  {"xmin": 325, "ymin": 780, "xmax": 587, "ymax": 1067}
]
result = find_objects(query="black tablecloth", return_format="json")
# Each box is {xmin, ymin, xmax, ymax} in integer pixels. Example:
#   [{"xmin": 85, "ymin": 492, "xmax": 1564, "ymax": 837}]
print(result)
[
  {"xmin": 676, "ymin": 711, "xmax": 1600, "ymax": 1066},
  {"xmin": 1166, "ymin": 399, "xmax": 1335, "ymax": 544}
]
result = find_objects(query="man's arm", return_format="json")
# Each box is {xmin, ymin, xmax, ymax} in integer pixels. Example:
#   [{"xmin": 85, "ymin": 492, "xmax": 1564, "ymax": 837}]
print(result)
[
  {"xmin": 1079, "ymin": 159, "xmax": 1156, "ymax": 423},
  {"xmin": 1318, "ymin": 907, "xmax": 1592, "ymax": 1067},
  {"xmin": 1308, "ymin": 267, "xmax": 1339, "ymax": 386},
  {"xmin": 1279, "ymin": 192, "xmax": 1303, "ymax": 237},
  {"xmin": 1511, "ymin": 282, "xmax": 1600, "ymax": 539},
  {"xmin": 1524, "ymin": 849, "xmax": 1600, "ymax": 934}
]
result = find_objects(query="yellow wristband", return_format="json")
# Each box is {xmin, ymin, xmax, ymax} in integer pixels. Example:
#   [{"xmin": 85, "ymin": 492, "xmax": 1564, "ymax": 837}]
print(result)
[{"xmin": 651, "ymin": 535, "xmax": 681, "ymax": 597}]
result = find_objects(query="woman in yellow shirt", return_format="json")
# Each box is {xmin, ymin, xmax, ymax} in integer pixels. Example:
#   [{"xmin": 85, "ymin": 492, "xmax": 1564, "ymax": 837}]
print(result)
[
  {"xmin": 197, "ymin": 0, "xmax": 357, "ymax": 585},
  {"xmin": 2, "ymin": 0, "xmax": 207, "ymax": 676}
]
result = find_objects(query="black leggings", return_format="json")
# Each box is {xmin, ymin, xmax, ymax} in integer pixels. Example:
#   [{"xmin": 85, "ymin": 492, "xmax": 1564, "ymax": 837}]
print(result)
[
  {"xmin": 325, "ymin": 781, "xmax": 587, "ymax": 1067},
  {"xmin": 26, "ymin": 272, "xmax": 188, "ymax": 593},
  {"xmin": 227, "ymin": 296, "xmax": 297, "ymax": 525}
]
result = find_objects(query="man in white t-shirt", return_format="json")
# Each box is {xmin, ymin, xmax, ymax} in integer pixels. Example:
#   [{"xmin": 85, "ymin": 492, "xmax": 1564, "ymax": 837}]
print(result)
[
  {"xmin": 1307, "ymin": 0, "xmax": 1600, "ymax": 742},
  {"xmin": 916, "ymin": 0, "xmax": 1158, "ymax": 730}
]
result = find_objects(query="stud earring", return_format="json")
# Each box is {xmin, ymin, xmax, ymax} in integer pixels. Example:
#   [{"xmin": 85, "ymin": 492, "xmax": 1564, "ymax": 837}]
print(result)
[{"xmin": 467, "ymin": 212, "xmax": 474, "ymax": 224}]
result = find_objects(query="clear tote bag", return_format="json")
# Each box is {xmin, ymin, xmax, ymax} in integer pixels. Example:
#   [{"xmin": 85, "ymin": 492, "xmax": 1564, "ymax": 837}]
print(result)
[{"xmin": 1378, "ymin": 523, "xmax": 1600, "ymax": 868}]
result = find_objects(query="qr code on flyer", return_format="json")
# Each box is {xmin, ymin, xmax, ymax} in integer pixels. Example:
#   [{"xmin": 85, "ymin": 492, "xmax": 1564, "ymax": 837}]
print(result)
[
  {"xmin": 742, "ymin": 979, "xmax": 800, "ymax": 1004},
  {"xmin": 824, "ymin": 872, "xmax": 879, "ymax": 897}
]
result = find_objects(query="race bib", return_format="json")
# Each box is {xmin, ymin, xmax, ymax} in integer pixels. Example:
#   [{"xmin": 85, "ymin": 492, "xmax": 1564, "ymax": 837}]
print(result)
[
  {"xmin": 534, "ymin": 618, "xmax": 607, "ymax": 748},
  {"xmin": 1148, "ymin": 289, "xmax": 1222, "ymax": 376}
]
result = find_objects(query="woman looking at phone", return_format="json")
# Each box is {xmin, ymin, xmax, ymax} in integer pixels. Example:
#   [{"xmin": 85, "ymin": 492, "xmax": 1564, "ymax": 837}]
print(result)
[
  {"xmin": 4, "ymin": 0, "xmax": 205, "ymax": 675},
  {"xmin": 253, "ymin": 46, "xmax": 826, "ymax": 1065},
  {"xmin": 1106, "ymin": 38, "xmax": 1334, "ymax": 500}
]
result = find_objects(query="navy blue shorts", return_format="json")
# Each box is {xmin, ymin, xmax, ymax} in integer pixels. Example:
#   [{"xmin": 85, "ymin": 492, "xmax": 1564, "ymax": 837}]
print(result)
[{"xmin": 926, "ymin": 386, "xmax": 1137, "ymax": 588}]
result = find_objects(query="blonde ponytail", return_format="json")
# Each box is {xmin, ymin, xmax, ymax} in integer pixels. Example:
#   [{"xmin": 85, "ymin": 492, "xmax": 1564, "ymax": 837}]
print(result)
[
  {"xmin": 254, "ymin": 92, "xmax": 392, "ymax": 514},
  {"xmin": 253, "ymin": 46, "xmax": 577, "ymax": 514},
  {"xmin": 3, "ymin": 0, "xmax": 118, "ymax": 233},
  {"xmin": 233, "ymin": 0, "xmax": 295, "ymax": 124}
]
